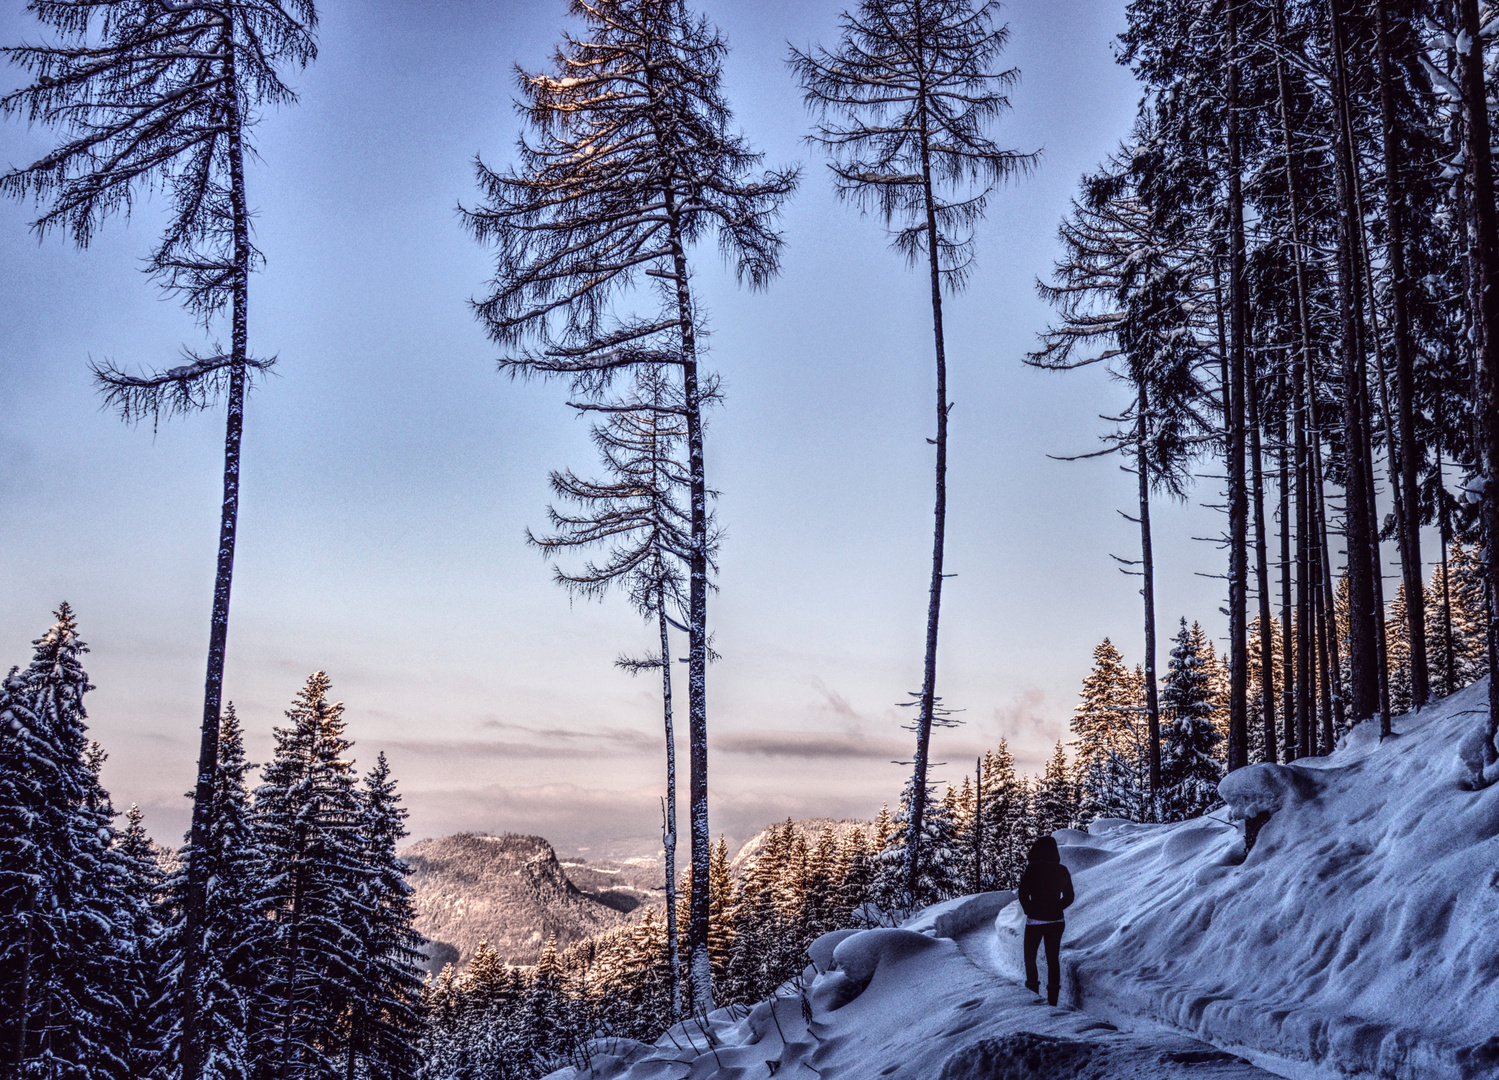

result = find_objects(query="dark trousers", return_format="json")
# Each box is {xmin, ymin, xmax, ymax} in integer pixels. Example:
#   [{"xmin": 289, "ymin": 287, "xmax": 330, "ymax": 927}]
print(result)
[{"xmin": 1023, "ymin": 921, "xmax": 1064, "ymax": 1005}]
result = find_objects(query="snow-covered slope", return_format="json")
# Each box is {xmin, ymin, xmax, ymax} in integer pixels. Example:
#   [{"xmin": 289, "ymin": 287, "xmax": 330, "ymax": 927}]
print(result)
[
  {"xmin": 993, "ymin": 677, "xmax": 1499, "ymax": 1080},
  {"xmin": 545, "ymin": 891, "xmax": 1279, "ymax": 1079},
  {"xmin": 543, "ymin": 681, "xmax": 1499, "ymax": 1080}
]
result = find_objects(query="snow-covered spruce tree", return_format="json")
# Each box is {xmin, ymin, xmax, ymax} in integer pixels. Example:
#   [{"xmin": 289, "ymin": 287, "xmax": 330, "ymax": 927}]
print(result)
[
  {"xmin": 871, "ymin": 778, "xmax": 964, "ymax": 913},
  {"xmin": 1031, "ymin": 741, "xmax": 1077, "ymax": 837},
  {"xmin": 463, "ymin": 0, "xmax": 795, "ymax": 1014},
  {"xmin": 116, "ymin": 803, "xmax": 168, "ymax": 1080},
  {"xmin": 349, "ymin": 753, "xmax": 425, "ymax": 1080},
  {"xmin": 1161, "ymin": 618, "xmax": 1223, "ymax": 821},
  {"xmin": 975, "ymin": 742, "xmax": 1030, "ymax": 889},
  {"xmin": 1, "ymin": 10, "xmax": 317, "ymax": 1074},
  {"xmin": 155, "ymin": 704, "xmax": 266, "ymax": 1080},
  {"xmin": 792, "ymin": 0, "xmax": 1034, "ymax": 904},
  {"xmin": 1069, "ymin": 638, "xmax": 1146, "ymax": 823},
  {"xmin": 253, "ymin": 673, "xmax": 366, "ymax": 1080},
  {"xmin": 528, "ymin": 361, "xmax": 697, "ymax": 1018},
  {"xmin": 0, "ymin": 606, "xmax": 135, "ymax": 1079}
]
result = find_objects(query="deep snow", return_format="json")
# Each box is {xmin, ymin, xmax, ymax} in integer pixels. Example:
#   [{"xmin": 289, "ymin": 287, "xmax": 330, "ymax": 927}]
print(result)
[{"xmin": 544, "ymin": 679, "xmax": 1499, "ymax": 1080}]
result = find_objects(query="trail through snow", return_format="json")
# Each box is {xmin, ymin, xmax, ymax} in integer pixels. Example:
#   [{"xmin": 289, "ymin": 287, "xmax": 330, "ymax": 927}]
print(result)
[
  {"xmin": 543, "ymin": 889, "xmax": 1280, "ymax": 1079},
  {"xmin": 543, "ymin": 679, "xmax": 1499, "ymax": 1080}
]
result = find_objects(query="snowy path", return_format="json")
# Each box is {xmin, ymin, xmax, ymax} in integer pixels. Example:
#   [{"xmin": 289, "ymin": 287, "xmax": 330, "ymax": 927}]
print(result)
[{"xmin": 547, "ymin": 893, "xmax": 1284, "ymax": 1079}]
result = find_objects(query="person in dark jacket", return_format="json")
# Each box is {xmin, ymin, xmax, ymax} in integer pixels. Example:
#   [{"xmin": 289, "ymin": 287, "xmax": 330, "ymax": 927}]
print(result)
[{"xmin": 1017, "ymin": 835, "xmax": 1074, "ymax": 1006}]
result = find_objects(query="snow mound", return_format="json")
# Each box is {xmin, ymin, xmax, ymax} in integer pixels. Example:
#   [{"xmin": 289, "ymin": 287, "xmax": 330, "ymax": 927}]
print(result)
[{"xmin": 1020, "ymin": 678, "xmax": 1499, "ymax": 1080}]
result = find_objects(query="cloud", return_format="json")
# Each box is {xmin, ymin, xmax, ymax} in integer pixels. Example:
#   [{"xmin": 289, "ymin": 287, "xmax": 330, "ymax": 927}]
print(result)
[
  {"xmin": 811, "ymin": 677, "xmax": 862, "ymax": 721},
  {"xmin": 384, "ymin": 726, "xmax": 656, "ymax": 761},
  {"xmin": 992, "ymin": 688, "xmax": 1065, "ymax": 744},
  {"xmin": 715, "ymin": 730, "xmax": 909, "ymax": 760}
]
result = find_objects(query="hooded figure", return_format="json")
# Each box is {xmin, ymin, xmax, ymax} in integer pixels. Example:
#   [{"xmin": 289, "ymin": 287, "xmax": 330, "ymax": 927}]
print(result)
[{"xmin": 1017, "ymin": 835, "xmax": 1074, "ymax": 1005}]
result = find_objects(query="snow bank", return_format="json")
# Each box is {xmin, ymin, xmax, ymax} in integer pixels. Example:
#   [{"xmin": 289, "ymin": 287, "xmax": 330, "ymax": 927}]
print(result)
[{"xmin": 1019, "ymin": 678, "xmax": 1499, "ymax": 1080}]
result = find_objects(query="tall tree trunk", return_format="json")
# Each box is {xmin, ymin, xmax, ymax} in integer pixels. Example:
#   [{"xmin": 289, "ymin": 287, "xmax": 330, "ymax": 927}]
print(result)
[
  {"xmin": 182, "ymin": 31, "xmax": 245, "ymax": 1080},
  {"xmin": 1375, "ymin": 0, "xmax": 1430, "ymax": 710},
  {"xmin": 1457, "ymin": 0, "xmax": 1499, "ymax": 765},
  {"xmin": 972, "ymin": 756, "xmax": 984, "ymax": 892},
  {"xmin": 1437, "ymin": 409, "xmax": 1458, "ymax": 694},
  {"xmin": 1247, "ymin": 344, "xmax": 1277, "ymax": 762},
  {"xmin": 1278, "ymin": 370, "xmax": 1295, "ymax": 763},
  {"xmin": 658, "ymin": 606, "xmax": 682, "ymax": 1018},
  {"xmin": 1274, "ymin": 0, "xmax": 1314, "ymax": 759},
  {"xmin": 1313, "ymin": 541, "xmax": 1334, "ymax": 755},
  {"xmin": 1351, "ymin": 193, "xmax": 1395, "ymax": 731},
  {"xmin": 1313, "ymin": 433, "xmax": 1345, "ymax": 746},
  {"xmin": 664, "ymin": 208, "xmax": 714, "ymax": 1011},
  {"xmin": 1328, "ymin": 0, "xmax": 1381, "ymax": 726},
  {"xmin": 1226, "ymin": 0, "xmax": 1251, "ymax": 773},
  {"xmin": 904, "ymin": 69, "xmax": 952, "ymax": 903},
  {"xmin": 1137, "ymin": 385, "xmax": 1162, "ymax": 808}
]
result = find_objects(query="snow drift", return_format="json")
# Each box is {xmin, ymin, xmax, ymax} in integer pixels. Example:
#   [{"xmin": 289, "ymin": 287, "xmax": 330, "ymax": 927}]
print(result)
[{"xmin": 989, "ymin": 677, "xmax": 1499, "ymax": 1079}]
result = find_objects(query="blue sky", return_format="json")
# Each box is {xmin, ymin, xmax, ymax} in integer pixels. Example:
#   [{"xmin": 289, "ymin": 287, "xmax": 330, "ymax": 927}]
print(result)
[{"xmin": 0, "ymin": 0, "xmax": 1233, "ymax": 857}]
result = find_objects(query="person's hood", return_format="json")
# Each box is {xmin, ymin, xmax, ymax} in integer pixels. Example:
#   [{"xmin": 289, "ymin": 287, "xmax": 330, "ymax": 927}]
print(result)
[{"xmin": 1028, "ymin": 835, "xmax": 1061, "ymax": 865}]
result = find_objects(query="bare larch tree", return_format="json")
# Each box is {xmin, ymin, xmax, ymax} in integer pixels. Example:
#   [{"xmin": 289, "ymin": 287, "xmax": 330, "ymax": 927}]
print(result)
[
  {"xmin": 530, "ymin": 361, "xmax": 701, "ymax": 1017},
  {"xmin": 791, "ymin": 0, "xmax": 1034, "ymax": 900},
  {"xmin": 0, "ymin": 3, "xmax": 316, "ymax": 1075},
  {"xmin": 462, "ymin": 0, "xmax": 796, "ymax": 1011}
]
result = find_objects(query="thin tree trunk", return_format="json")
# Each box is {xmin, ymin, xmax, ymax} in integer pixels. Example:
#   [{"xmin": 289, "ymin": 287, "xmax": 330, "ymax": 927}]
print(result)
[
  {"xmin": 1375, "ymin": 0, "xmax": 1430, "ymax": 710},
  {"xmin": 1314, "ymin": 538, "xmax": 1334, "ymax": 755},
  {"xmin": 904, "ymin": 50, "xmax": 953, "ymax": 903},
  {"xmin": 1457, "ymin": 0, "xmax": 1499, "ymax": 765},
  {"xmin": 663, "ymin": 208, "xmax": 713, "ymax": 1011},
  {"xmin": 972, "ymin": 756, "xmax": 983, "ymax": 892},
  {"xmin": 1278, "ymin": 369, "xmax": 1294, "ymax": 763},
  {"xmin": 1247, "ymin": 345, "xmax": 1277, "ymax": 762},
  {"xmin": 658, "ymin": 606, "xmax": 681, "ymax": 1019},
  {"xmin": 1328, "ymin": 0, "xmax": 1381, "ymax": 726},
  {"xmin": 12, "ymin": 914, "xmax": 31, "ymax": 1071},
  {"xmin": 182, "ymin": 30, "xmax": 246, "ymax": 1080},
  {"xmin": 1312, "ymin": 433, "xmax": 1345, "ymax": 744},
  {"xmin": 1350, "ymin": 194, "xmax": 1394, "ymax": 731},
  {"xmin": 1273, "ymin": 0, "xmax": 1314, "ymax": 760},
  {"xmin": 1226, "ymin": 0, "xmax": 1250, "ymax": 773},
  {"xmin": 1137, "ymin": 386, "xmax": 1162, "ymax": 807},
  {"xmin": 1437, "ymin": 408, "xmax": 1458, "ymax": 695}
]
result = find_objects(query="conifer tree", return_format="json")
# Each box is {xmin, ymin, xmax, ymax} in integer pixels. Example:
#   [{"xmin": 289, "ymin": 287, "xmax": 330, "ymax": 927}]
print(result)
[
  {"xmin": 1031, "ymin": 742, "xmax": 1078, "ymax": 836},
  {"xmin": 350, "ymin": 753, "xmax": 425, "ymax": 1080},
  {"xmin": 254, "ymin": 673, "xmax": 366, "ymax": 1080},
  {"xmin": 793, "ymin": 0, "xmax": 1034, "ymax": 902},
  {"xmin": 1161, "ymin": 618, "xmax": 1224, "ymax": 821},
  {"xmin": 871, "ymin": 778, "xmax": 964, "ymax": 912},
  {"xmin": 465, "ymin": 0, "xmax": 795, "ymax": 1012},
  {"xmin": 1070, "ymin": 638, "xmax": 1147, "ymax": 822},
  {"xmin": 0, "ymin": 606, "xmax": 133, "ymax": 1080},
  {"xmin": 116, "ymin": 802, "xmax": 166, "ymax": 1078},
  {"xmin": 976, "ymin": 742, "xmax": 1029, "ymax": 888},
  {"xmin": 156, "ymin": 704, "xmax": 265, "ymax": 1080}
]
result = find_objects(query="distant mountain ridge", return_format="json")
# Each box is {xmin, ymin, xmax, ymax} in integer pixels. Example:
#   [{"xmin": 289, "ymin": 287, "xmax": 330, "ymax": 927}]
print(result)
[
  {"xmin": 402, "ymin": 832, "xmax": 662, "ymax": 970},
  {"xmin": 403, "ymin": 819, "xmax": 874, "ymax": 973}
]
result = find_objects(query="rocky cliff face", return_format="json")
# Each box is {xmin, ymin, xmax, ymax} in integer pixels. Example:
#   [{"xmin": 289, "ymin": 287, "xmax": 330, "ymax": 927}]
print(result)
[{"xmin": 402, "ymin": 833, "xmax": 651, "ymax": 970}]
